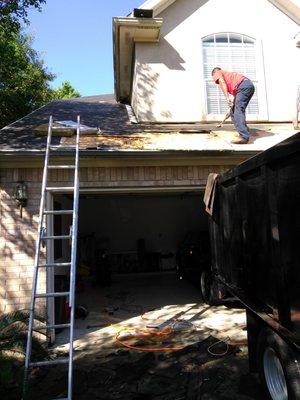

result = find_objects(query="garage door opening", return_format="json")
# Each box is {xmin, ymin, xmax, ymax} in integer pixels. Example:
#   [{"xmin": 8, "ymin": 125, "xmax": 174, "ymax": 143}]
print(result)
[{"xmin": 50, "ymin": 189, "xmax": 209, "ymax": 344}]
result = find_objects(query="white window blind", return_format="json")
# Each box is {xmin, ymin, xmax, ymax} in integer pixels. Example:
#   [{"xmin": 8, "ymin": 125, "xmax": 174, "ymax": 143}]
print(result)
[{"xmin": 203, "ymin": 33, "xmax": 259, "ymax": 115}]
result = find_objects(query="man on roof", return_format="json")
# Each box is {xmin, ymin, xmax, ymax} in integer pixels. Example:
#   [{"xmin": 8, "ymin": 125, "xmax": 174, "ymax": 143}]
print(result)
[{"xmin": 212, "ymin": 67, "xmax": 255, "ymax": 144}]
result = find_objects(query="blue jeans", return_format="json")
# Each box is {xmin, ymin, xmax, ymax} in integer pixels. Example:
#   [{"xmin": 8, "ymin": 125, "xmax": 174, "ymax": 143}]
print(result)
[{"xmin": 231, "ymin": 80, "xmax": 255, "ymax": 140}]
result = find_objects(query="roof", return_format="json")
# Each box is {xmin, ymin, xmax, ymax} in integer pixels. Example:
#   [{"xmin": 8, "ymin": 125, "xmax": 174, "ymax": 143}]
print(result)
[
  {"xmin": 0, "ymin": 95, "xmax": 131, "ymax": 151},
  {"xmin": 219, "ymin": 131, "xmax": 300, "ymax": 183},
  {"xmin": 138, "ymin": 0, "xmax": 300, "ymax": 24},
  {"xmin": 0, "ymin": 95, "xmax": 298, "ymax": 157}
]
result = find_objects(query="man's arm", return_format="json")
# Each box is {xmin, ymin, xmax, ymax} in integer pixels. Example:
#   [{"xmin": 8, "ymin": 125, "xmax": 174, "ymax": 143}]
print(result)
[{"xmin": 218, "ymin": 77, "xmax": 234, "ymax": 107}]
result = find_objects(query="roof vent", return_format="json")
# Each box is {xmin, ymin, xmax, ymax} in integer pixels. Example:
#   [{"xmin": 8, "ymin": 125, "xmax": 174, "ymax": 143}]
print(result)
[{"xmin": 133, "ymin": 8, "xmax": 153, "ymax": 18}]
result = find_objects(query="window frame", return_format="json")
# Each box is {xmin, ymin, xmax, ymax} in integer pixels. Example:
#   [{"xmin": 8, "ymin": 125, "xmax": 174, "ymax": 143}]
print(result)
[{"xmin": 201, "ymin": 32, "xmax": 268, "ymax": 121}]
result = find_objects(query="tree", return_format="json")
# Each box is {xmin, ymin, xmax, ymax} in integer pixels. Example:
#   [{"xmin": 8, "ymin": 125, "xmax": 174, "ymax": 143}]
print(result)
[
  {"xmin": 0, "ymin": 26, "xmax": 55, "ymax": 128},
  {"xmin": 52, "ymin": 81, "xmax": 81, "ymax": 100},
  {"xmin": 0, "ymin": 0, "xmax": 45, "ymax": 29},
  {"xmin": 0, "ymin": 1, "xmax": 80, "ymax": 128}
]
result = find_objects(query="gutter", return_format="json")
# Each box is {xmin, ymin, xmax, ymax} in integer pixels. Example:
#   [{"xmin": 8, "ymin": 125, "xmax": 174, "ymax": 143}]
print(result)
[
  {"xmin": 0, "ymin": 149, "xmax": 258, "ymax": 158},
  {"xmin": 0, "ymin": 149, "xmax": 259, "ymax": 169}
]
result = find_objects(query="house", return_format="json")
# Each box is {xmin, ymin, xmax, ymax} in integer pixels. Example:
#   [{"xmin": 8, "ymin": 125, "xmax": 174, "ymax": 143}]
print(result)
[
  {"xmin": 0, "ymin": 0, "xmax": 299, "ymax": 334},
  {"xmin": 114, "ymin": 0, "xmax": 300, "ymax": 122}
]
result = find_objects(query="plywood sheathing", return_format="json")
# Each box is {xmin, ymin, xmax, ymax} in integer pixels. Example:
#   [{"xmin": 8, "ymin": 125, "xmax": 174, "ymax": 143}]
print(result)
[{"xmin": 60, "ymin": 125, "xmax": 297, "ymax": 152}]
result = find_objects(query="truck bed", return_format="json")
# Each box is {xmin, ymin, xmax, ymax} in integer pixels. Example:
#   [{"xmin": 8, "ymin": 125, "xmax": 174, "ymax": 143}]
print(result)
[{"xmin": 209, "ymin": 132, "xmax": 300, "ymax": 348}]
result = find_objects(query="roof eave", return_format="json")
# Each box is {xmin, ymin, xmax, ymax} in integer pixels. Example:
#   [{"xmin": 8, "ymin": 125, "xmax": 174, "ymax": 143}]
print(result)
[
  {"xmin": 268, "ymin": 0, "xmax": 300, "ymax": 25},
  {"xmin": 113, "ymin": 17, "xmax": 163, "ymax": 103}
]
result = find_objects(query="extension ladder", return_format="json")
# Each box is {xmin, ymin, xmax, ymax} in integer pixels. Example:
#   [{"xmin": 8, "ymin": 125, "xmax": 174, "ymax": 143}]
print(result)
[{"xmin": 23, "ymin": 115, "xmax": 81, "ymax": 400}]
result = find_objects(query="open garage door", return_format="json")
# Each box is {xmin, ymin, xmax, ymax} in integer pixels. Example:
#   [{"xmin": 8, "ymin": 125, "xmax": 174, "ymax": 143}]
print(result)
[{"xmin": 49, "ymin": 188, "xmax": 209, "ymax": 342}]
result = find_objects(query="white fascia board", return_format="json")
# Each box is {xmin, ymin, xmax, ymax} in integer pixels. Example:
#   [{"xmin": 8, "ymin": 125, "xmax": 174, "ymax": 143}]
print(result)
[
  {"xmin": 136, "ymin": 0, "xmax": 300, "ymax": 23},
  {"xmin": 113, "ymin": 17, "xmax": 163, "ymax": 102},
  {"xmin": 113, "ymin": 17, "xmax": 163, "ymax": 36},
  {"xmin": 268, "ymin": 0, "xmax": 300, "ymax": 24}
]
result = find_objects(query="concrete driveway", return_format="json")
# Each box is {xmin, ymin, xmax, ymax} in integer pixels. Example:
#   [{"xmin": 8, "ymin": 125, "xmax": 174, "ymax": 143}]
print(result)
[{"xmin": 30, "ymin": 272, "xmax": 264, "ymax": 399}]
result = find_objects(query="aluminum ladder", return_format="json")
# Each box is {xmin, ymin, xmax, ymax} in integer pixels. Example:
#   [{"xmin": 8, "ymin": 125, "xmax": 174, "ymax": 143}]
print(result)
[{"xmin": 23, "ymin": 115, "xmax": 81, "ymax": 400}]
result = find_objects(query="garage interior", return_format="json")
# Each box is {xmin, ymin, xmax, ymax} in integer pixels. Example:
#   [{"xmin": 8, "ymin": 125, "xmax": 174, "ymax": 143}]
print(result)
[
  {"xmin": 41, "ymin": 189, "xmax": 248, "ymax": 400},
  {"xmin": 51, "ymin": 189, "xmax": 210, "ymax": 343}
]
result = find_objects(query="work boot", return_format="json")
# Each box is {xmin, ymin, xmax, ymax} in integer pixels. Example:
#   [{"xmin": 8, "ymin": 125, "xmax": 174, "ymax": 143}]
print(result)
[{"xmin": 231, "ymin": 137, "xmax": 249, "ymax": 144}]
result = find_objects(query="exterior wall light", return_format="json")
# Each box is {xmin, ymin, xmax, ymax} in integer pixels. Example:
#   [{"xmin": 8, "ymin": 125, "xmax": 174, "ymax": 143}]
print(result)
[{"xmin": 14, "ymin": 181, "xmax": 28, "ymax": 217}]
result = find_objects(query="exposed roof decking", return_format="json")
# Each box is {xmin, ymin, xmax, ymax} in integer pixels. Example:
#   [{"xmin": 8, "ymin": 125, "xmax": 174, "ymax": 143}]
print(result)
[{"xmin": 60, "ymin": 125, "xmax": 298, "ymax": 153}]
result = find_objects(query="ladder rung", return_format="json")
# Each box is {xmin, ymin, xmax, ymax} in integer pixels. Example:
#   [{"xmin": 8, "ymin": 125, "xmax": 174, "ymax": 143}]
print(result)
[
  {"xmin": 34, "ymin": 323, "xmax": 70, "ymax": 331},
  {"xmin": 48, "ymin": 165, "xmax": 76, "ymax": 169},
  {"xmin": 38, "ymin": 262, "xmax": 71, "ymax": 268},
  {"xmin": 29, "ymin": 358, "xmax": 69, "ymax": 368},
  {"xmin": 43, "ymin": 235, "xmax": 71, "ymax": 240},
  {"xmin": 46, "ymin": 187, "xmax": 74, "ymax": 191},
  {"xmin": 44, "ymin": 210, "xmax": 73, "ymax": 215},
  {"xmin": 50, "ymin": 145, "xmax": 76, "ymax": 148},
  {"xmin": 35, "ymin": 292, "xmax": 70, "ymax": 298}
]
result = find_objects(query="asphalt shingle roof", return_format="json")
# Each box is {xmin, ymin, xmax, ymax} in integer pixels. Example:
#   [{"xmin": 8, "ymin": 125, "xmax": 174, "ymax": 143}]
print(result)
[
  {"xmin": 0, "ymin": 95, "xmax": 298, "ymax": 153},
  {"xmin": 0, "ymin": 95, "xmax": 134, "ymax": 151}
]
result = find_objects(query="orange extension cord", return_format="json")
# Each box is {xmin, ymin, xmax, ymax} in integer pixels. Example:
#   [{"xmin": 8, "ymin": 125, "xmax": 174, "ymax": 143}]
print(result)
[{"xmin": 113, "ymin": 325, "xmax": 185, "ymax": 352}]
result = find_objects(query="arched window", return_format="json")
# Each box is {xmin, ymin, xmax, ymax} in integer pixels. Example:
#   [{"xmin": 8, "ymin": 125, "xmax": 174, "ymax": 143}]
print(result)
[{"xmin": 202, "ymin": 33, "xmax": 259, "ymax": 116}]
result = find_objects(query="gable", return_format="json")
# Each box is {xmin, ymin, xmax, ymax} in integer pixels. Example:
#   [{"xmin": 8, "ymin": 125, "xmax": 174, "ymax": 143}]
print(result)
[
  {"xmin": 138, "ymin": 0, "xmax": 300, "ymax": 24},
  {"xmin": 114, "ymin": 0, "xmax": 299, "ymax": 104}
]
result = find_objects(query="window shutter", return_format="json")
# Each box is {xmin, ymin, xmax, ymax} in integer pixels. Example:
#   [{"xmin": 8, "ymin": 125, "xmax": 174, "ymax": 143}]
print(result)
[{"xmin": 203, "ymin": 34, "xmax": 259, "ymax": 116}]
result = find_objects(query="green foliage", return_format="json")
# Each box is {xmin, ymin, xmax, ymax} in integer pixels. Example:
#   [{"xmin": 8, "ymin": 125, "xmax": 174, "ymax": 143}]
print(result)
[
  {"xmin": 0, "ymin": 310, "xmax": 50, "ymax": 398},
  {"xmin": 0, "ymin": 1, "xmax": 81, "ymax": 129},
  {"xmin": 0, "ymin": 1, "xmax": 53, "ymax": 128},
  {"xmin": 0, "ymin": 310, "xmax": 48, "ymax": 358},
  {"xmin": 0, "ymin": 0, "xmax": 45, "ymax": 29},
  {"xmin": 0, "ymin": 25, "xmax": 55, "ymax": 128},
  {"xmin": 0, "ymin": 357, "xmax": 18, "ymax": 398},
  {"xmin": 52, "ymin": 81, "xmax": 81, "ymax": 101}
]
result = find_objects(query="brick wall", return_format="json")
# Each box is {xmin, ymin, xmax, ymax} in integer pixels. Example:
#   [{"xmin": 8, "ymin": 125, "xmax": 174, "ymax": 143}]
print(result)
[
  {"xmin": 0, "ymin": 168, "xmax": 45, "ymax": 315},
  {"xmin": 0, "ymin": 164, "xmax": 231, "ymax": 315}
]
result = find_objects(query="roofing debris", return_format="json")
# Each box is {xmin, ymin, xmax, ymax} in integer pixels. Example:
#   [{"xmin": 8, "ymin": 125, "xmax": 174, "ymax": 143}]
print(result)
[
  {"xmin": 34, "ymin": 123, "xmax": 75, "ymax": 137},
  {"xmin": 34, "ymin": 121, "xmax": 100, "ymax": 136},
  {"xmin": 28, "ymin": 283, "xmax": 257, "ymax": 400},
  {"xmin": 61, "ymin": 134, "xmax": 148, "ymax": 150},
  {"xmin": 61, "ymin": 126, "xmax": 298, "ymax": 152}
]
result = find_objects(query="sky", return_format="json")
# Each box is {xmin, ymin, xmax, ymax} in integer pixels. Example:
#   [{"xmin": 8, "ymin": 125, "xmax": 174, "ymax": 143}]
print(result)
[{"xmin": 26, "ymin": 0, "xmax": 142, "ymax": 96}]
